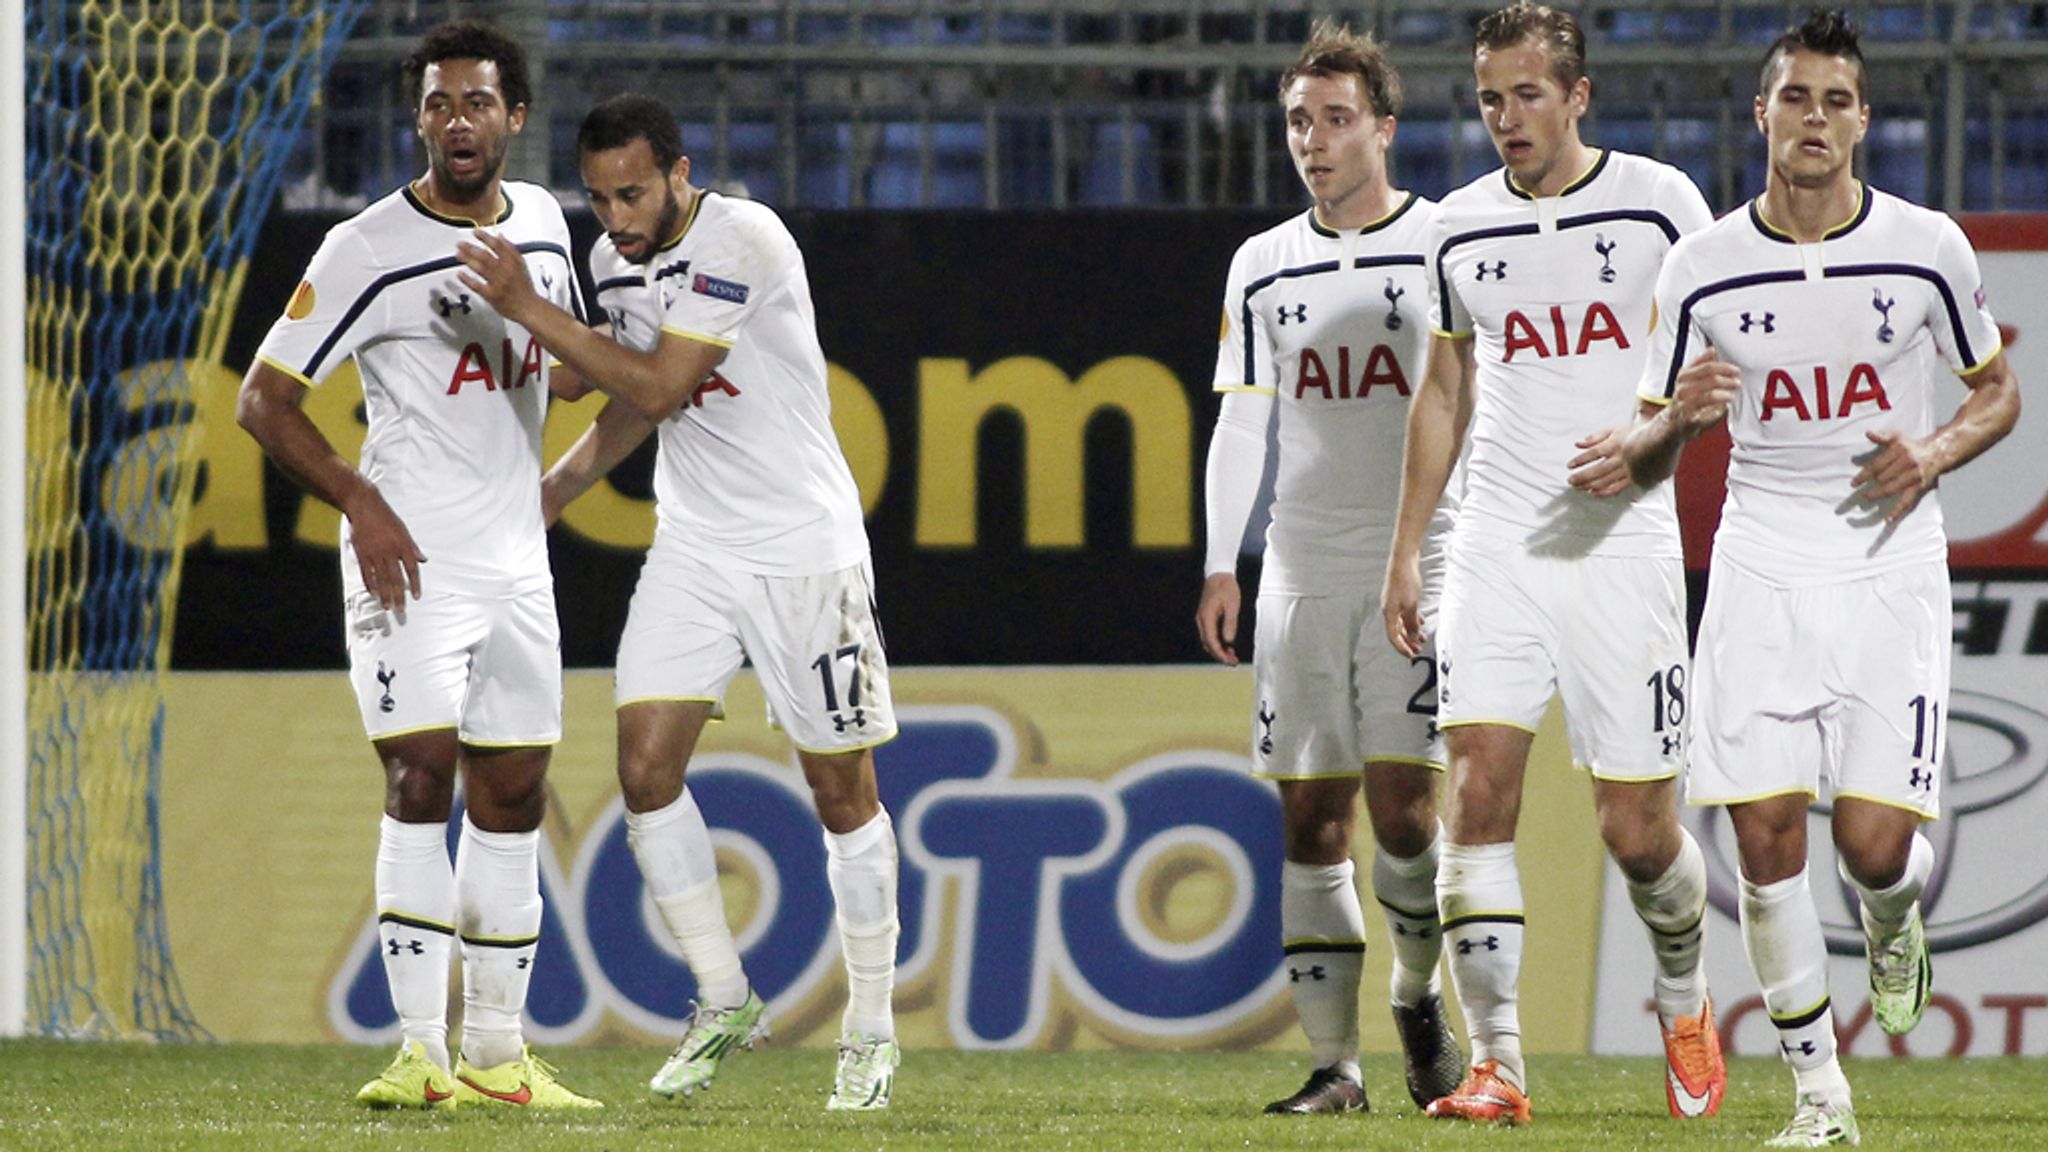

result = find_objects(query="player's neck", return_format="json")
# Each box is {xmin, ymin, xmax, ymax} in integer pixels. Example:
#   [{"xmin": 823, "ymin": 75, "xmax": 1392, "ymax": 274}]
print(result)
[
  {"xmin": 1759, "ymin": 173, "xmax": 1860, "ymax": 243},
  {"xmin": 1511, "ymin": 138, "xmax": 1596, "ymax": 199},
  {"xmin": 1314, "ymin": 182, "xmax": 1400, "ymax": 231},
  {"xmin": 410, "ymin": 173, "xmax": 507, "ymax": 227}
]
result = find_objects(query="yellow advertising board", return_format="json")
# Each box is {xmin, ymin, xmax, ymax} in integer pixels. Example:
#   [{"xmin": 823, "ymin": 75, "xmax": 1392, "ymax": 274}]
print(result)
[{"xmin": 161, "ymin": 668, "xmax": 1603, "ymax": 1051}]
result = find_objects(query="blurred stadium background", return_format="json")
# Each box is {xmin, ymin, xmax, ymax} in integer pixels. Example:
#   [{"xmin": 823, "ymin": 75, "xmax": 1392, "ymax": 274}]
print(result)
[{"xmin": 8, "ymin": 0, "xmax": 2048, "ymax": 1068}]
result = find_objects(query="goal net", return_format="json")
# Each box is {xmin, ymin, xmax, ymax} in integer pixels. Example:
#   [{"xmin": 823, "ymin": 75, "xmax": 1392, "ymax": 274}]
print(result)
[{"xmin": 21, "ymin": 0, "xmax": 363, "ymax": 1038}]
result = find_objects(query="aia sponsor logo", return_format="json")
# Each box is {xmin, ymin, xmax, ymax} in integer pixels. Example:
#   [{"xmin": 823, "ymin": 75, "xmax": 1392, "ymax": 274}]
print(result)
[{"xmin": 1501, "ymin": 302, "xmax": 1629, "ymax": 362}]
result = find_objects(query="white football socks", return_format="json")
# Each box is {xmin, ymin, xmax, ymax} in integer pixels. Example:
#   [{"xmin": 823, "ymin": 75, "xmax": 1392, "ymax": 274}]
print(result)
[
  {"xmin": 1372, "ymin": 835, "xmax": 1445, "ymax": 1009},
  {"xmin": 826, "ymin": 809, "xmax": 900, "ymax": 1042},
  {"xmin": 375, "ymin": 815, "xmax": 455, "ymax": 1072},
  {"xmin": 1625, "ymin": 827, "xmax": 1709, "ymax": 1023},
  {"xmin": 1438, "ymin": 840, "xmax": 1526, "ymax": 1090},
  {"xmin": 1280, "ymin": 858, "xmax": 1367, "ymax": 1074},
  {"xmin": 1740, "ymin": 869, "xmax": 1849, "ymax": 1106},
  {"xmin": 455, "ymin": 817, "xmax": 542, "ymax": 1070},
  {"xmin": 626, "ymin": 787, "xmax": 750, "ymax": 1009}
]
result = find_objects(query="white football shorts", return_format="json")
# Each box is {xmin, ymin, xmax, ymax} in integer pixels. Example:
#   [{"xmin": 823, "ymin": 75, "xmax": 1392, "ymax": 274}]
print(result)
[
  {"xmin": 1251, "ymin": 585, "xmax": 1445, "ymax": 780},
  {"xmin": 615, "ymin": 543, "xmax": 897, "ymax": 756},
  {"xmin": 1437, "ymin": 538, "xmax": 1688, "ymax": 781},
  {"xmin": 1687, "ymin": 557, "xmax": 1947, "ymax": 817},
  {"xmin": 344, "ymin": 585, "xmax": 563, "ymax": 746}
]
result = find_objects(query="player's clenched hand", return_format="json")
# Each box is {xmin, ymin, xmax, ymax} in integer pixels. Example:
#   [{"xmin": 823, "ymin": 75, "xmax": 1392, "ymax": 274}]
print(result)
[
  {"xmin": 455, "ymin": 228, "xmax": 537, "ymax": 322},
  {"xmin": 1854, "ymin": 428, "xmax": 1942, "ymax": 523},
  {"xmin": 343, "ymin": 484, "xmax": 427, "ymax": 610},
  {"xmin": 1672, "ymin": 348, "xmax": 1740, "ymax": 430},
  {"xmin": 1567, "ymin": 426, "xmax": 1634, "ymax": 498},
  {"xmin": 1196, "ymin": 572, "xmax": 1243, "ymax": 667},
  {"xmin": 1381, "ymin": 554, "xmax": 1425, "ymax": 659}
]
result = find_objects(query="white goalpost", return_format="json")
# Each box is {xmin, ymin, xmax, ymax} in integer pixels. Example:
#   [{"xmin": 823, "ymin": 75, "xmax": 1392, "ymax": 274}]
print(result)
[{"xmin": 4, "ymin": 0, "xmax": 31, "ymax": 1039}]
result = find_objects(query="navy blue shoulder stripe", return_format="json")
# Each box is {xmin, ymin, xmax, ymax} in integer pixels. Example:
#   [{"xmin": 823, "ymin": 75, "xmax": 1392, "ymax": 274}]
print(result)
[
  {"xmin": 304, "ymin": 240, "xmax": 574, "ymax": 380},
  {"xmin": 1557, "ymin": 209, "xmax": 1682, "ymax": 245},
  {"xmin": 1435, "ymin": 222, "xmax": 1540, "ymax": 330},
  {"xmin": 595, "ymin": 275, "xmax": 643, "ymax": 294},
  {"xmin": 1657, "ymin": 268, "xmax": 1806, "ymax": 398},
  {"xmin": 1823, "ymin": 261, "xmax": 1978, "ymax": 367},
  {"xmin": 1234, "ymin": 254, "xmax": 1427, "ymax": 386}
]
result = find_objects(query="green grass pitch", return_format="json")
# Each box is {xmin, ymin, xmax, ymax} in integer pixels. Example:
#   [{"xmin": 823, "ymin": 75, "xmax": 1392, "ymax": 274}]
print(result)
[{"xmin": 1, "ymin": 1041, "xmax": 2042, "ymax": 1150}]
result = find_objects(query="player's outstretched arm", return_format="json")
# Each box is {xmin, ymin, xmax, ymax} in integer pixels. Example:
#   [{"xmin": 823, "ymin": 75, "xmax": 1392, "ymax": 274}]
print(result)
[
  {"xmin": 541, "ymin": 398, "xmax": 656, "ymax": 527},
  {"xmin": 1855, "ymin": 349, "xmax": 2021, "ymax": 523},
  {"xmin": 457, "ymin": 229, "xmax": 718, "ymax": 421},
  {"xmin": 237, "ymin": 360, "xmax": 425, "ymax": 608},
  {"xmin": 1623, "ymin": 348, "xmax": 1741, "ymax": 488},
  {"xmin": 1382, "ymin": 333, "xmax": 1472, "ymax": 658}
]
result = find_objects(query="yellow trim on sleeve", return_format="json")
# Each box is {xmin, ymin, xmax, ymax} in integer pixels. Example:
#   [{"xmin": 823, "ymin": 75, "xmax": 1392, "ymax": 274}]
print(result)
[
  {"xmin": 255, "ymin": 353, "xmax": 316, "ymax": 388},
  {"xmin": 659, "ymin": 325, "xmax": 735, "ymax": 350},
  {"xmin": 1213, "ymin": 384, "xmax": 1276, "ymax": 396},
  {"xmin": 1430, "ymin": 327, "xmax": 1475, "ymax": 341},
  {"xmin": 1956, "ymin": 338, "xmax": 2007, "ymax": 378},
  {"xmin": 1637, "ymin": 392, "xmax": 1675, "ymax": 408}
]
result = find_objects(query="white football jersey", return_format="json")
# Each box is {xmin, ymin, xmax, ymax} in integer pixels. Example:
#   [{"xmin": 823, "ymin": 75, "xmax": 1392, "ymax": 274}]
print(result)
[
  {"xmin": 1431, "ymin": 150, "xmax": 1713, "ymax": 557},
  {"xmin": 256, "ymin": 181, "xmax": 580, "ymax": 597},
  {"xmin": 589, "ymin": 191, "xmax": 867, "ymax": 576},
  {"xmin": 1638, "ymin": 185, "xmax": 2003, "ymax": 585},
  {"xmin": 1214, "ymin": 196, "xmax": 1450, "ymax": 594}
]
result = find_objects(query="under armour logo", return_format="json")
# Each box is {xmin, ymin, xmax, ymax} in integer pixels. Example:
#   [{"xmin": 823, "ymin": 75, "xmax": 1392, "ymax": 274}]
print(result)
[
  {"xmin": 376, "ymin": 662, "xmax": 397, "ymax": 714},
  {"xmin": 1662, "ymin": 734, "xmax": 1680, "ymax": 756},
  {"xmin": 1456, "ymin": 935, "xmax": 1501, "ymax": 954},
  {"xmin": 516, "ymin": 957, "xmax": 532, "ymax": 970},
  {"xmin": 1392, "ymin": 923, "xmax": 1436, "ymax": 939},
  {"xmin": 1782, "ymin": 1039, "xmax": 1818, "ymax": 1057},
  {"xmin": 1383, "ymin": 278, "xmax": 1406, "ymax": 330},
  {"xmin": 1277, "ymin": 302, "xmax": 1307, "ymax": 325},
  {"xmin": 1740, "ymin": 311, "xmax": 1776, "ymax": 334},
  {"xmin": 1426, "ymin": 719, "xmax": 1441, "ymax": 742},
  {"xmin": 1288, "ymin": 965, "xmax": 1327, "ymax": 983},
  {"xmin": 607, "ymin": 307, "xmax": 629, "ymax": 334},
  {"xmin": 832, "ymin": 709, "xmax": 869, "ymax": 734},
  {"xmin": 386, "ymin": 938, "xmax": 425, "ymax": 957},
  {"xmin": 433, "ymin": 292, "xmax": 472, "ymax": 318},
  {"xmin": 1594, "ymin": 234, "xmax": 1617, "ymax": 283},
  {"xmin": 1257, "ymin": 705, "xmax": 1276, "ymax": 756},
  {"xmin": 1909, "ymin": 767, "xmax": 1933, "ymax": 790},
  {"xmin": 1873, "ymin": 288, "xmax": 1896, "ymax": 343},
  {"xmin": 1475, "ymin": 260, "xmax": 1506, "ymax": 282}
]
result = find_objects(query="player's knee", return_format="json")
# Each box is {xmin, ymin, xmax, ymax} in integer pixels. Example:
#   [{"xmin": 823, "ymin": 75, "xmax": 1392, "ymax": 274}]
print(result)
[
  {"xmin": 383, "ymin": 761, "xmax": 455, "ymax": 822},
  {"xmin": 615, "ymin": 754, "xmax": 684, "ymax": 814}
]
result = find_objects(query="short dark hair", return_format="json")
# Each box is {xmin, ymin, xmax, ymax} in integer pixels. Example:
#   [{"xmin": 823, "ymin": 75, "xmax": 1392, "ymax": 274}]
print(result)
[
  {"xmin": 1474, "ymin": 2, "xmax": 1588, "ymax": 91},
  {"xmin": 403, "ymin": 21, "xmax": 532, "ymax": 112},
  {"xmin": 1761, "ymin": 9, "xmax": 1865, "ymax": 101},
  {"xmin": 1278, "ymin": 18, "xmax": 1403, "ymax": 120},
  {"xmin": 578, "ymin": 94, "xmax": 683, "ymax": 171}
]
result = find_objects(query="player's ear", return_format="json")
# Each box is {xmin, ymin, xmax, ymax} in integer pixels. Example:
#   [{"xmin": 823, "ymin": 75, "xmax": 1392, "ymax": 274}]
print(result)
[
  {"xmin": 1753, "ymin": 93, "xmax": 1767, "ymax": 137},
  {"xmin": 506, "ymin": 103, "xmax": 527, "ymax": 135},
  {"xmin": 671, "ymin": 155, "xmax": 692, "ymax": 191}
]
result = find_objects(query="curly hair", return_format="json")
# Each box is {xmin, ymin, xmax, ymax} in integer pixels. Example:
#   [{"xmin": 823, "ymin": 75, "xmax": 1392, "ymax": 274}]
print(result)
[
  {"xmin": 1277, "ymin": 18, "xmax": 1402, "ymax": 120},
  {"xmin": 403, "ymin": 21, "xmax": 532, "ymax": 111}
]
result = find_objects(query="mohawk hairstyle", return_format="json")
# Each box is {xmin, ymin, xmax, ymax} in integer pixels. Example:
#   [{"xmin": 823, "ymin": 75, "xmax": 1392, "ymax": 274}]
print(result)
[
  {"xmin": 1760, "ymin": 8, "xmax": 1865, "ymax": 100},
  {"xmin": 1277, "ymin": 17, "xmax": 1403, "ymax": 119}
]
